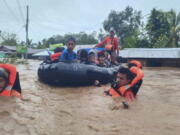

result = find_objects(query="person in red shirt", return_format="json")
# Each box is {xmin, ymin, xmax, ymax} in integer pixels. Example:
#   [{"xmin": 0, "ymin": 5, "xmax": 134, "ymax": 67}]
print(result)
[
  {"xmin": 94, "ymin": 28, "xmax": 120, "ymax": 64},
  {"xmin": 50, "ymin": 47, "xmax": 64, "ymax": 62},
  {"xmin": 0, "ymin": 64, "xmax": 22, "ymax": 98}
]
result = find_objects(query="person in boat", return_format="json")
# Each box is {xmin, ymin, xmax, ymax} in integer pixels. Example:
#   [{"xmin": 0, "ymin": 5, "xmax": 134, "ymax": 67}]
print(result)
[
  {"xmin": 94, "ymin": 28, "xmax": 119, "ymax": 65},
  {"xmin": 104, "ymin": 63, "xmax": 144, "ymax": 109},
  {"xmin": 78, "ymin": 49, "xmax": 88, "ymax": 64},
  {"xmin": 97, "ymin": 51, "xmax": 110, "ymax": 67},
  {"xmin": 50, "ymin": 47, "xmax": 65, "ymax": 62},
  {"xmin": 0, "ymin": 64, "xmax": 22, "ymax": 98},
  {"xmin": 60, "ymin": 37, "xmax": 77, "ymax": 61},
  {"xmin": 86, "ymin": 52, "xmax": 98, "ymax": 65}
]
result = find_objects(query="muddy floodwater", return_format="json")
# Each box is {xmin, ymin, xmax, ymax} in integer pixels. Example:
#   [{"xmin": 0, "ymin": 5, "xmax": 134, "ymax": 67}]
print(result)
[{"xmin": 0, "ymin": 60, "xmax": 180, "ymax": 135}]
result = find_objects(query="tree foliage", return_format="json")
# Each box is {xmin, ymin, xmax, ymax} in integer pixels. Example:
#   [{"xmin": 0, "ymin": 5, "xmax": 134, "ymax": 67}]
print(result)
[
  {"xmin": 103, "ymin": 7, "xmax": 180, "ymax": 48},
  {"xmin": 146, "ymin": 9, "xmax": 180, "ymax": 48},
  {"xmin": 36, "ymin": 32, "xmax": 98, "ymax": 49},
  {"xmin": 167, "ymin": 10, "xmax": 180, "ymax": 47},
  {"xmin": 146, "ymin": 9, "xmax": 171, "ymax": 47},
  {"xmin": 0, "ymin": 31, "xmax": 18, "ymax": 46}
]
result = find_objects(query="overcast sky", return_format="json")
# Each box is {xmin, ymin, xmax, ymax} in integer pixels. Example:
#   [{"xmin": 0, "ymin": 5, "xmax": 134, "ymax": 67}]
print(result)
[{"xmin": 0, "ymin": 0, "xmax": 179, "ymax": 42}]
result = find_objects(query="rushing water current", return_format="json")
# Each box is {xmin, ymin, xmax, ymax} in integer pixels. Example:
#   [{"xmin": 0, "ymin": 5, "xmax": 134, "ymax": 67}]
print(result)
[{"xmin": 0, "ymin": 60, "xmax": 180, "ymax": 135}]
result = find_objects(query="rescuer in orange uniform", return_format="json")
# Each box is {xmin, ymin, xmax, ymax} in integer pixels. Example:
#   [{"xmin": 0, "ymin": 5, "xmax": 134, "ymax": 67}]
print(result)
[
  {"xmin": 0, "ymin": 64, "xmax": 22, "ymax": 98},
  {"xmin": 94, "ymin": 28, "xmax": 119, "ymax": 64},
  {"xmin": 105, "ymin": 60, "xmax": 144, "ymax": 109}
]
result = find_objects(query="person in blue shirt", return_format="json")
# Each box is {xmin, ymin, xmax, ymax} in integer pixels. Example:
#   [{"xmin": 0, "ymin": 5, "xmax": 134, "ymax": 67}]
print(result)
[{"xmin": 60, "ymin": 37, "xmax": 77, "ymax": 61}]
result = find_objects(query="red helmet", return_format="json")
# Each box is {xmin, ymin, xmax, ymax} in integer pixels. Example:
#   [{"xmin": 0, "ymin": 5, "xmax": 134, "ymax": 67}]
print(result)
[{"xmin": 129, "ymin": 60, "xmax": 142, "ymax": 69}]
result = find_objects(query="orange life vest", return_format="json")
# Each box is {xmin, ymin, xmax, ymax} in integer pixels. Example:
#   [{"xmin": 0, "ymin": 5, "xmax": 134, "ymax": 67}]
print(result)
[
  {"xmin": 50, "ymin": 52, "xmax": 62, "ymax": 61},
  {"xmin": 0, "ymin": 90, "xmax": 11, "ymax": 96},
  {"xmin": 108, "ymin": 86, "xmax": 135, "ymax": 101},
  {"xmin": 109, "ymin": 85, "xmax": 129, "ymax": 98},
  {"xmin": 129, "ymin": 60, "xmax": 142, "ymax": 69},
  {"xmin": 0, "ymin": 64, "xmax": 16, "ymax": 88},
  {"xmin": 105, "ymin": 44, "xmax": 113, "ymax": 51},
  {"xmin": 0, "ymin": 64, "xmax": 21, "ymax": 98},
  {"xmin": 129, "ymin": 66, "xmax": 144, "ymax": 87},
  {"xmin": 96, "ymin": 36, "xmax": 119, "ymax": 51}
]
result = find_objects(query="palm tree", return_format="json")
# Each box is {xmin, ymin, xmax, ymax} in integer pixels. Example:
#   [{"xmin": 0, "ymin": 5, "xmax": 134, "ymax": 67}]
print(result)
[{"xmin": 167, "ymin": 10, "xmax": 180, "ymax": 47}]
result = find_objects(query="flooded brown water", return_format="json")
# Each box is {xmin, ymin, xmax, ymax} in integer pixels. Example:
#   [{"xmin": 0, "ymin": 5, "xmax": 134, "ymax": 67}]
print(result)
[{"xmin": 0, "ymin": 60, "xmax": 180, "ymax": 135}]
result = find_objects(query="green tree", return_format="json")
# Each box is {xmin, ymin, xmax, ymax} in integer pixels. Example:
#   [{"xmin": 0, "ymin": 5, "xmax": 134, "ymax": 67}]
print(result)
[
  {"xmin": 64, "ymin": 32, "xmax": 98, "ymax": 45},
  {"xmin": 153, "ymin": 34, "xmax": 169, "ymax": 48},
  {"xmin": 0, "ymin": 31, "xmax": 18, "ymax": 46},
  {"xmin": 36, "ymin": 32, "xmax": 98, "ymax": 49},
  {"xmin": 53, "ymin": 35, "xmax": 65, "ymax": 44},
  {"xmin": 38, "ymin": 38, "xmax": 49, "ymax": 48},
  {"xmin": 167, "ymin": 10, "xmax": 180, "ymax": 47},
  {"xmin": 146, "ymin": 8, "xmax": 171, "ymax": 48}
]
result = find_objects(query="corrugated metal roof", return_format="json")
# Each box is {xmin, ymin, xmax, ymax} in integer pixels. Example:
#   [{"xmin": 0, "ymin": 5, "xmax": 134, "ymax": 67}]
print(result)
[
  {"xmin": 3, "ymin": 45, "xmax": 16, "ymax": 50},
  {"xmin": 119, "ymin": 48, "xmax": 180, "ymax": 58},
  {"xmin": 0, "ymin": 45, "xmax": 46, "ymax": 54},
  {"xmin": 32, "ymin": 50, "xmax": 53, "ymax": 56},
  {"xmin": 28, "ymin": 48, "xmax": 46, "ymax": 54}
]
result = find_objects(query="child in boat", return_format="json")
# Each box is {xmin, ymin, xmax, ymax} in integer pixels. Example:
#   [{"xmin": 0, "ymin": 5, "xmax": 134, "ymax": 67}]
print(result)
[
  {"xmin": 86, "ymin": 52, "xmax": 98, "ymax": 65},
  {"xmin": 97, "ymin": 51, "xmax": 110, "ymax": 67},
  {"xmin": 78, "ymin": 49, "xmax": 88, "ymax": 64},
  {"xmin": 50, "ymin": 47, "xmax": 64, "ymax": 62},
  {"xmin": 0, "ymin": 64, "xmax": 22, "ymax": 98},
  {"xmin": 60, "ymin": 37, "xmax": 77, "ymax": 61}
]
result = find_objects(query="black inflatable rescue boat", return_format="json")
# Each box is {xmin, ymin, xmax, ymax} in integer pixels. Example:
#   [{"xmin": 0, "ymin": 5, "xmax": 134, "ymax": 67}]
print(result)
[{"xmin": 38, "ymin": 62, "xmax": 120, "ymax": 86}]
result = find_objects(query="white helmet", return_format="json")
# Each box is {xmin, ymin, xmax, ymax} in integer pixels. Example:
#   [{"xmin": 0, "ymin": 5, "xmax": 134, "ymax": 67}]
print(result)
[
  {"xmin": 88, "ymin": 49, "xmax": 97, "ymax": 57},
  {"xmin": 110, "ymin": 27, "xmax": 115, "ymax": 32}
]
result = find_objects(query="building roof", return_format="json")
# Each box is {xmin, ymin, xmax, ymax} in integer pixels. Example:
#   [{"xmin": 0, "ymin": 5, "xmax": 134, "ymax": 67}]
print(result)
[
  {"xmin": 0, "ymin": 45, "xmax": 46, "ymax": 54},
  {"xmin": 3, "ymin": 44, "xmax": 179, "ymax": 59},
  {"xmin": 119, "ymin": 48, "xmax": 180, "ymax": 58},
  {"xmin": 28, "ymin": 48, "xmax": 46, "ymax": 54},
  {"xmin": 32, "ymin": 50, "xmax": 53, "ymax": 56},
  {"xmin": 2, "ymin": 45, "xmax": 16, "ymax": 51}
]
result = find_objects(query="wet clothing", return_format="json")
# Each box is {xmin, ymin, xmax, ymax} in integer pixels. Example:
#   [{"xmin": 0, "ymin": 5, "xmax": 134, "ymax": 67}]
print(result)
[
  {"xmin": 129, "ymin": 60, "xmax": 142, "ymax": 69},
  {"xmin": 130, "ymin": 79, "xmax": 143, "ymax": 96},
  {"xmin": 106, "ymin": 66, "xmax": 144, "ymax": 100},
  {"xmin": 0, "ymin": 64, "xmax": 16, "ymax": 90},
  {"xmin": 129, "ymin": 66, "xmax": 144, "ymax": 87},
  {"xmin": 60, "ymin": 49, "xmax": 77, "ymax": 61},
  {"xmin": 96, "ymin": 36, "xmax": 119, "ymax": 51},
  {"xmin": 109, "ymin": 85, "xmax": 129, "ymax": 97},
  {"xmin": 50, "ymin": 52, "xmax": 62, "ymax": 61},
  {"xmin": 128, "ymin": 66, "xmax": 144, "ymax": 96},
  {"xmin": 107, "ymin": 86, "xmax": 135, "ymax": 101},
  {"xmin": 0, "ymin": 64, "xmax": 21, "ymax": 97}
]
